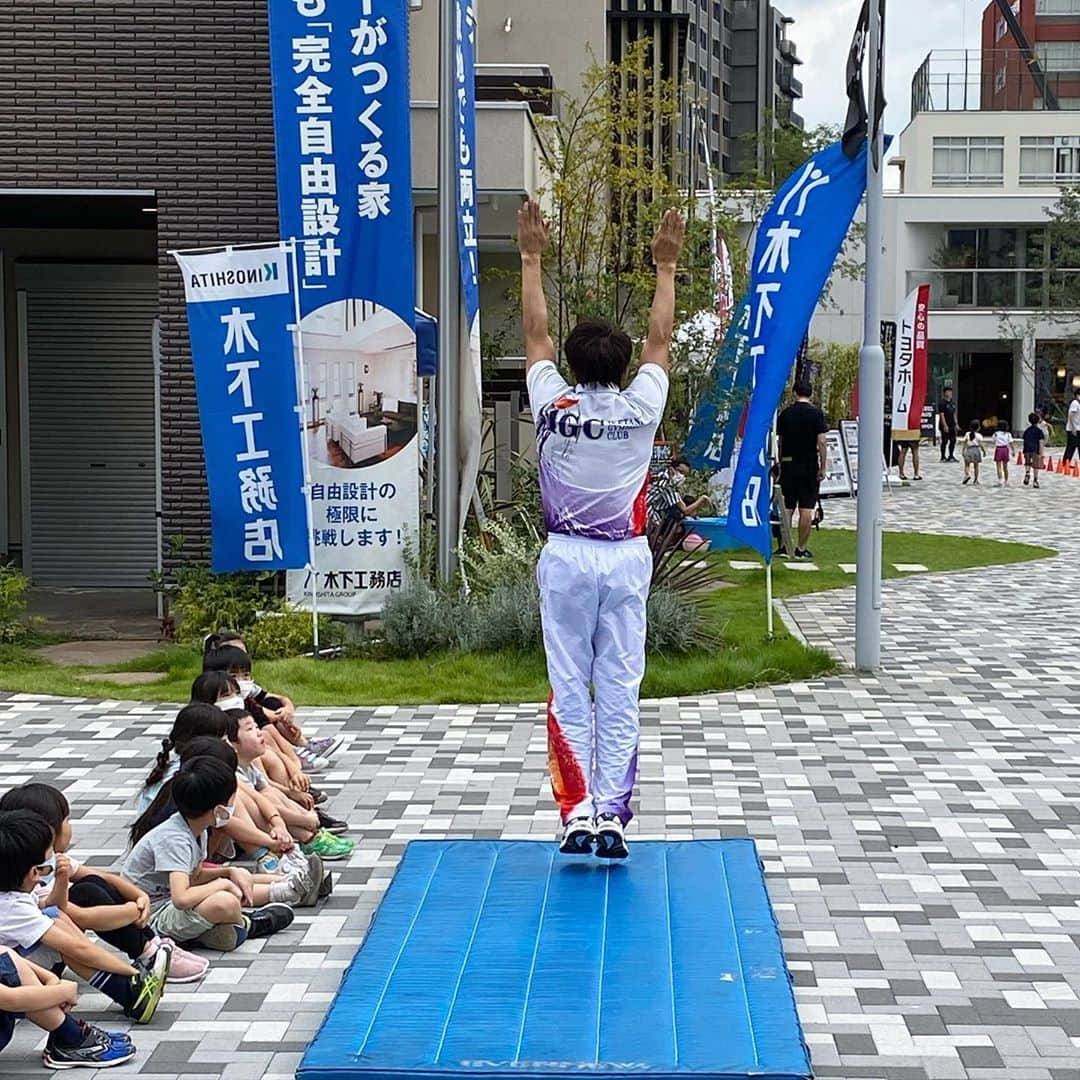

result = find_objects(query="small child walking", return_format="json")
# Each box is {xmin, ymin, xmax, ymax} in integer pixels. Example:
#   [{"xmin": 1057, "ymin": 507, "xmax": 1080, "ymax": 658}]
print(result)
[
  {"xmin": 1022, "ymin": 412, "xmax": 1046, "ymax": 488},
  {"xmin": 993, "ymin": 419, "xmax": 1013, "ymax": 486},
  {"xmin": 962, "ymin": 420, "xmax": 984, "ymax": 486}
]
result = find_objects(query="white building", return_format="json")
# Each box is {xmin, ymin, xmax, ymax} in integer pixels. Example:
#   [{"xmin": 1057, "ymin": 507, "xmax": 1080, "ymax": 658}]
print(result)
[{"xmin": 812, "ymin": 51, "xmax": 1080, "ymax": 432}]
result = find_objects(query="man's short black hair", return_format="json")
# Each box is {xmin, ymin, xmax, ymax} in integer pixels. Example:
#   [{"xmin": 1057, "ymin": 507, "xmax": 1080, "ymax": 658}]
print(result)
[
  {"xmin": 0, "ymin": 783, "xmax": 70, "ymax": 834},
  {"xmin": 202, "ymin": 645, "xmax": 252, "ymax": 675},
  {"xmin": 564, "ymin": 318, "xmax": 633, "ymax": 387},
  {"xmin": 172, "ymin": 757, "xmax": 237, "ymax": 821},
  {"xmin": 793, "ymin": 379, "xmax": 813, "ymax": 399},
  {"xmin": 0, "ymin": 809, "xmax": 53, "ymax": 890}
]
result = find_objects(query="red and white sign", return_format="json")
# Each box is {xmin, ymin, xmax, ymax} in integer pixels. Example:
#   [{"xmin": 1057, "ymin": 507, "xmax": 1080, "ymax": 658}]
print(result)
[{"xmin": 891, "ymin": 284, "xmax": 930, "ymax": 440}]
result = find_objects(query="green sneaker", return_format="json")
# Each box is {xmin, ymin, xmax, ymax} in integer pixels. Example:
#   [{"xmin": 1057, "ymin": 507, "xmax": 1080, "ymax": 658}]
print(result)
[
  {"xmin": 126, "ymin": 941, "xmax": 171, "ymax": 1023},
  {"xmin": 302, "ymin": 828, "xmax": 354, "ymax": 862}
]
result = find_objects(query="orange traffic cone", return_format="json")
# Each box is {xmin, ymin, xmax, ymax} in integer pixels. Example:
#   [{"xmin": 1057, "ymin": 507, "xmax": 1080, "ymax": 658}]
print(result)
[
  {"xmin": 1016, "ymin": 451, "xmax": 1024, "ymax": 466},
  {"xmin": 1044, "ymin": 455, "xmax": 1054, "ymax": 471},
  {"xmin": 1059, "ymin": 457, "xmax": 1068, "ymax": 474}
]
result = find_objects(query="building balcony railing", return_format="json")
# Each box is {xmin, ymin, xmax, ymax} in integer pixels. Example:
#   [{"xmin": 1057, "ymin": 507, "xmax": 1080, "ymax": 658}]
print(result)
[
  {"xmin": 476, "ymin": 64, "xmax": 556, "ymax": 116},
  {"xmin": 907, "ymin": 267, "xmax": 1080, "ymax": 309},
  {"xmin": 911, "ymin": 49, "xmax": 1080, "ymax": 114}
]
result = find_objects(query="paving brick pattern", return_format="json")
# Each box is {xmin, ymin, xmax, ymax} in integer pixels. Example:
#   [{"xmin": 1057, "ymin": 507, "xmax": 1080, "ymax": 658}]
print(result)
[{"xmin": 1, "ymin": 457, "xmax": 1079, "ymax": 1079}]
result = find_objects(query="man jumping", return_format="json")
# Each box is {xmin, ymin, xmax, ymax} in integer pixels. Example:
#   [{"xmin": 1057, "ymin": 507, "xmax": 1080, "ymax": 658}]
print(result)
[{"xmin": 518, "ymin": 199, "xmax": 686, "ymax": 859}]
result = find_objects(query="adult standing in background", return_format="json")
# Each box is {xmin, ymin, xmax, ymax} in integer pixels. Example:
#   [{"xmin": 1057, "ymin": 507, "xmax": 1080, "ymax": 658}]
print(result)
[
  {"xmin": 777, "ymin": 380, "xmax": 827, "ymax": 560},
  {"xmin": 1066, "ymin": 387, "xmax": 1080, "ymax": 465},
  {"xmin": 937, "ymin": 385, "xmax": 958, "ymax": 463}
]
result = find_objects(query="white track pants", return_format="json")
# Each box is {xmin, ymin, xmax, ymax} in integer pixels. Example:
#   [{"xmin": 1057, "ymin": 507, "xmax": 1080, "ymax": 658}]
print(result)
[{"xmin": 537, "ymin": 533, "xmax": 651, "ymax": 825}]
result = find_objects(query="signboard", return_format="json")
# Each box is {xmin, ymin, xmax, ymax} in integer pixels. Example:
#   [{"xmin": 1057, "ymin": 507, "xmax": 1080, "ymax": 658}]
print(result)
[
  {"xmin": 891, "ymin": 284, "xmax": 930, "ymax": 440},
  {"xmin": 268, "ymin": 0, "xmax": 420, "ymax": 615},
  {"xmin": 820, "ymin": 430, "xmax": 853, "ymax": 497},
  {"xmin": 173, "ymin": 246, "xmax": 308, "ymax": 574}
]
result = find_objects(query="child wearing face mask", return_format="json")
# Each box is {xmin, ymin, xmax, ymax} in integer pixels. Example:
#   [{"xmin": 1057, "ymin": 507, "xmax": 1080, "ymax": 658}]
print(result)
[
  {"xmin": 0, "ymin": 783, "xmax": 207, "ymax": 984},
  {"xmin": 133, "ymin": 702, "xmax": 231, "ymax": 816},
  {"xmin": 121, "ymin": 756, "xmax": 298, "ymax": 951},
  {"xmin": 202, "ymin": 631, "xmax": 344, "ymax": 766}
]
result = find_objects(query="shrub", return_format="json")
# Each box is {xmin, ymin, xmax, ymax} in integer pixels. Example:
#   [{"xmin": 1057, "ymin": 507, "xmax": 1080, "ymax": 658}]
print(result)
[
  {"xmin": 465, "ymin": 579, "xmax": 543, "ymax": 653},
  {"xmin": 0, "ymin": 563, "xmax": 30, "ymax": 644},
  {"xmin": 165, "ymin": 565, "xmax": 273, "ymax": 646},
  {"xmin": 460, "ymin": 515, "xmax": 543, "ymax": 597},
  {"xmin": 645, "ymin": 588, "xmax": 702, "ymax": 655},
  {"xmin": 244, "ymin": 609, "xmax": 344, "ymax": 661},
  {"xmin": 384, "ymin": 583, "xmax": 477, "ymax": 656}
]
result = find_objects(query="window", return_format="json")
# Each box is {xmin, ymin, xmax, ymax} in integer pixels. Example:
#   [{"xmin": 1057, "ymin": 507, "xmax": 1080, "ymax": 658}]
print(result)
[
  {"xmin": 1037, "ymin": 0, "xmax": 1080, "ymax": 13},
  {"xmin": 1020, "ymin": 135, "xmax": 1080, "ymax": 183},
  {"xmin": 932, "ymin": 136, "xmax": 1004, "ymax": 186},
  {"xmin": 996, "ymin": 15, "xmax": 1007, "ymax": 40},
  {"xmin": 1035, "ymin": 41, "xmax": 1080, "ymax": 71},
  {"xmin": 994, "ymin": 66, "xmax": 1007, "ymax": 93}
]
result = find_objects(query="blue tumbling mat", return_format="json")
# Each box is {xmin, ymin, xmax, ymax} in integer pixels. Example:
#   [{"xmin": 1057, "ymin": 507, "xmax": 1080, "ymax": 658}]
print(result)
[{"xmin": 299, "ymin": 840, "xmax": 811, "ymax": 1080}]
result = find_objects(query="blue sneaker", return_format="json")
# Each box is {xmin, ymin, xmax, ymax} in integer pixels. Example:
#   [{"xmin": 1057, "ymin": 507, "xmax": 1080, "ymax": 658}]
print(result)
[{"xmin": 43, "ymin": 1021, "xmax": 136, "ymax": 1069}]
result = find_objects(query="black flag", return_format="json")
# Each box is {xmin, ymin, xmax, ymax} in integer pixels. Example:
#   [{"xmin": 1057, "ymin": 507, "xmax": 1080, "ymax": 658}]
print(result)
[{"xmin": 842, "ymin": 0, "xmax": 886, "ymax": 165}]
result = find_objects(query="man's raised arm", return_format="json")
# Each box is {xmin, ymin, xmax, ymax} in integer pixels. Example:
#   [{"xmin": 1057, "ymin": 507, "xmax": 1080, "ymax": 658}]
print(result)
[
  {"xmin": 517, "ymin": 200, "xmax": 556, "ymax": 371},
  {"xmin": 640, "ymin": 209, "xmax": 687, "ymax": 374}
]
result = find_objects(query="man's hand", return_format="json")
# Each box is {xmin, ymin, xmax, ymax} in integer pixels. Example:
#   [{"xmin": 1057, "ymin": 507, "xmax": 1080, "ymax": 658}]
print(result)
[
  {"xmin": 59, "ymin": 979, "xmax": 79, "ymax": 1009},
  {"xmin": 517, "ymin": 200, "xmax": 550, "ymax": 259},
  {"xmin": 651, "ymin": 208, "xmax": 686, "ymax": 270},
  {"xmin": 286, "ymin": 787, "xmax": 315, "ymax": 810},
  {"xmin": 55, "ymin": 854, "xmax": 71, "ymax": 883}
]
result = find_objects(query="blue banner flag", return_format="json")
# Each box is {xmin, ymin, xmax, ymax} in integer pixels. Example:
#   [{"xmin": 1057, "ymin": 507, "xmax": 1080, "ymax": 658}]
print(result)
[
  {"xmin": 683, "ymin": 296, "xmax": 752, "ymax": 472},
  {"xmin": 455, "ymin": 0, "xmax": 480, "ymax": 335},
  {"xmin": 268, "ymin": 0, "xmax": 416, "ymax": 325},
  {"xmin": 173, "ymin": 246, "xmax": 309, "ymax": 573},
  {"xmin": 727, "ymin": 141, "xmax": 870, "ymax": 559}
]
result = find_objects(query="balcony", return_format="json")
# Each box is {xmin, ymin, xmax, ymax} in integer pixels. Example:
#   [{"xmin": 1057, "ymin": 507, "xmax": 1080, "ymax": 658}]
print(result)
[
  {"xmin": 911, "ymin": 49, "xmax": 1080, "ymax": 114},
  {"xmin": 779, "ymin": 36, "xmax": 800, "ymax": 65},
  {"xmin": 907, "ymin": 267, "xmax": 1080, "ymax": 309},
  {"xmin": 476, "ymin": 64, "xmax": 555, "ymax": 117},
  {"xmin": 779, "ymin": 69, "xmax": 804, "ymax": 99}
]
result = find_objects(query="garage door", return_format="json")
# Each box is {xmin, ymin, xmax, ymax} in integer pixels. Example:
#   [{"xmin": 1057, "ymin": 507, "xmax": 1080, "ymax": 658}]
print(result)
[{"xmin": 20, "ymin": 264, "xmax": 158, "ymax": 587}]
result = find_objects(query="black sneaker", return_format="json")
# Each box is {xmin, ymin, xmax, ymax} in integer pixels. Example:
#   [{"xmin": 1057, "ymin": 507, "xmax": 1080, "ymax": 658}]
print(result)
[
  {"xmin": 43, "ymin": 1022, "xmax": 136, "ymax": 1069},
  {"xmin": 775, "ymin": 546, "xmax": 790, "ymax": 559},
  {"xmin": 310, "ymin": 788, "xmax": 328, "ymax": 806},
  {"xmin": 243, "ymin": 903, "xmax": 295, "ymax": 938},
  {"xmin": 316, "ymin": 809, "xmax": 350, "ymax": 835},
  {"xmin": 318, "ymin": 872, "xmax": 335, "ymax": 900},
  {"xmin": 594, "ymin": 814, "xmax": 630, "ymax": 860},
  {"xmin": 559, "ymin": 817, "xmax": 595, "ymax": 855},
  {"xmin": 794, "ymin": 548, "xmax": 814, "ymax": 560}
]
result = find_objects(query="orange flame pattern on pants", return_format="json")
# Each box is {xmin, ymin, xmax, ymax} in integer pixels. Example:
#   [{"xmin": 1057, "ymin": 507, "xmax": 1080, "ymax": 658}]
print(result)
[{"xmin": 546, "ymin": 696, "xmax": 587, "ymax": 822}]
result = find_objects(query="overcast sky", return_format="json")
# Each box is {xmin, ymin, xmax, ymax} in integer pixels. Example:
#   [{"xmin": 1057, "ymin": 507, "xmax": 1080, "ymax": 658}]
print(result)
[{"xmin": 781, "ymin": 0, "xmax": 984, "ymax": 133}]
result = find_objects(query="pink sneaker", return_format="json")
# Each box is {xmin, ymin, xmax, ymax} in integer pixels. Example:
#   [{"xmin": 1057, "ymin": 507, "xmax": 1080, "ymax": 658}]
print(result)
[
  {"xmin": 141, "ymin": 936, "xmax": 209, "ymax": 983},
  {"xmin": 165, "ymin": 943, "xmax": 210, "ymax": 983}
]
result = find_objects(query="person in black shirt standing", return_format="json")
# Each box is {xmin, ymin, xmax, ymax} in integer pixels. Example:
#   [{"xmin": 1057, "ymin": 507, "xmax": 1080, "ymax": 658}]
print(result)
[
  {"xmin": 776, "ymin": 380, "xmax": 828, "ymax": 560},
  {"xmin": 937, "ymin": 385, "xmax": 958, "ymax": 462}
]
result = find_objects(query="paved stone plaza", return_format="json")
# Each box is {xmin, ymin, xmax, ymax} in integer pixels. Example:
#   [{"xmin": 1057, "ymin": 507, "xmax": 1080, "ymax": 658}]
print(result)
[{"xmin": 0, "ymin": 456, "xmax": 1078, "ymax": 1080}]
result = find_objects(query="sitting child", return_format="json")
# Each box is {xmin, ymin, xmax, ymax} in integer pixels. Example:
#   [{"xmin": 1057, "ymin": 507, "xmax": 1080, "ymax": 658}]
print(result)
[
  {"xmin": 203, "ymin": 631, "xmax": 343, "ymax": 765},
  {"xmin": 0, "ymin": 945, "xmax": 136, "ymax": 1069},
  {"xmin": 121, "ymin": 756, "xmax": 303, "ymax": 951},
  {"xmin": 0, "ymin": 783, "xmax": 207, "ymax": 984},
  {"xmin": 132, "ymin": 737, "xmax": 328, "ymax": 902},
  {"xmin": 134, "ymin": 703, "xmax": 229, "ymax": 815},
  {"xmin": 192, "ymin": 671, "xmax": 351, "ymax": 839},
  {"xmin": 0, "ymin": 809, "xmax": 169, "ymax": 1025},
  {"xmin": 225, "ymin": 709, "xmax": 352, "ymax": 867},
  {"xmin": 202, "ymin": 639, "xmax": 342, "ymax": 768}
]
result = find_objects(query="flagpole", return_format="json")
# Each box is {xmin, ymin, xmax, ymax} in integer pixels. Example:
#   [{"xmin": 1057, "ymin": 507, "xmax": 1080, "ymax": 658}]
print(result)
[
  {"xmin": 436, "ymin": 0, "xmax": 461, "ymax": 583},
  {"xmin": 287, "ymin": 238, "xmax": 321, "ymax": 658},
  {"xmin": 855, "ymin": 0, "xmax": 885, "ymax": 672}
]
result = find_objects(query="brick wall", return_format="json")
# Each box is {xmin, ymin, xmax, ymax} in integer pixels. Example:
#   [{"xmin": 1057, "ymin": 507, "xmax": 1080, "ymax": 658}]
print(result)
[{"xmin": 0, "ymin": 1, "xmax": 280, "ymax": 559}]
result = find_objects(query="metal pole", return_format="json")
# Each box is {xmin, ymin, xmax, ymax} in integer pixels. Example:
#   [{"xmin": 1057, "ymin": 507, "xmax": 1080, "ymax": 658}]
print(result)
[
  {"xmin": 855, "ymin": 1, "xmax": 885, "ymax": 672},
  {"xmin": 437, "ymin": 0, "xmax": 461, "ymax": 583},
  {"xmin": 287, "ymin": 239, "xmax": 321, "ymax": 658}
]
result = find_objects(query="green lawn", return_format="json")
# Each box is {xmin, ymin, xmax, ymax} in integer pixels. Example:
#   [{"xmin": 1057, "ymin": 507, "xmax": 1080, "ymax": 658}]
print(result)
[{"xmin": 0, "ymin": 529, "xmax": 1053, "ymax": 707}]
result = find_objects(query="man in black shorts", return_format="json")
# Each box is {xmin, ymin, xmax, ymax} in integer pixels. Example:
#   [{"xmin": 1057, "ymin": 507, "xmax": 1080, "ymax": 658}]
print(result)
[{"xmin": 776, "ymin": 380, "xmax": 827, "ymax": 559}]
